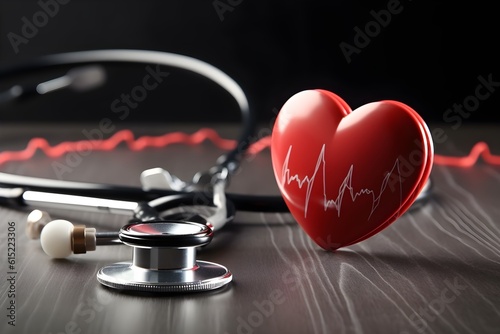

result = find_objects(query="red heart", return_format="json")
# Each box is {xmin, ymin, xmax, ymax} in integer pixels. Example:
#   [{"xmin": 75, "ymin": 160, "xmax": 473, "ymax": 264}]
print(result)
[{"xmin": 271, "ymin": 89, "xmax": 433, "ymax": 251}]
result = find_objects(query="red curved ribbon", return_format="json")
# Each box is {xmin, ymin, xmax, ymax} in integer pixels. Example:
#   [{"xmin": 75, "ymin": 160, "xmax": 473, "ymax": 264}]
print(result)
[
  {"xmin": 0, "ymin": 130, "xmax": 498, "ymax": 167},
  {"xmin": 433, "ymin": 141, "xmax": 500, "ymax": 167},
  {"xmin": 0, "ymin": 128, "xmax": 234, "ymax": 165}
]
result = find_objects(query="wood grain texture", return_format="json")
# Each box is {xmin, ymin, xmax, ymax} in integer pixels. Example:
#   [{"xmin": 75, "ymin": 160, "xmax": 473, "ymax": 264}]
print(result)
[{"xmin": 0, "ymin": 124, "xmax": 499, "ymax": 334}]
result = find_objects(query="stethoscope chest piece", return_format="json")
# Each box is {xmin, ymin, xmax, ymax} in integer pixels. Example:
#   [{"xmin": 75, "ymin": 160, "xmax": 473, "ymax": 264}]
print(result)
[{"xmin": 96, "ymin": 220, "xmax": 232, "ymax": 293}]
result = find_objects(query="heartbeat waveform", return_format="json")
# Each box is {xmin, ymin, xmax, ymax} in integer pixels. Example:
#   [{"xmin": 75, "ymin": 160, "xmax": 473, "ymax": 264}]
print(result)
[
  {"xmin": 281, "ymin": 144, "xmax": 403, "ymax": 219},
  {"xmin": 1, "ymin": 128, "xmax": 498, "ymax": 168},
  {"xmin": 0, "ymin": 128, "xmax": 236, "ymax": 165}
]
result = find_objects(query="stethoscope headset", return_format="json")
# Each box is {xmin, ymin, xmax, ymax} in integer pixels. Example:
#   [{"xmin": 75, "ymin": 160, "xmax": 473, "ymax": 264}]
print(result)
[{"xmin": 0, "ymin": 49, "xmax": 432, "ymax": 293}]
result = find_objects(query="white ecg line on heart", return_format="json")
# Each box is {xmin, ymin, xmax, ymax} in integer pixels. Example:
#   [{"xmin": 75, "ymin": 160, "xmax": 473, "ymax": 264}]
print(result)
[{"xmin": 281, "ymin": 144, "xmax": 403, "ymax": 219}]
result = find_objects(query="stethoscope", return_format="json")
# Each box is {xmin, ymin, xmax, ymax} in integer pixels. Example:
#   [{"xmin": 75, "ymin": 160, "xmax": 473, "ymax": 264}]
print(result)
[{"xmin": 0, "ymin": 49, "xmax": 433, "ymax": 293}]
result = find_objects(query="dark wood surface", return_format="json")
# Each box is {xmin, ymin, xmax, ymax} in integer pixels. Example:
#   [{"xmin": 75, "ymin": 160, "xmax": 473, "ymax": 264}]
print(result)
[{"xmin": 1, "ymin": 123, "xmax": 499, "ymax": 334}]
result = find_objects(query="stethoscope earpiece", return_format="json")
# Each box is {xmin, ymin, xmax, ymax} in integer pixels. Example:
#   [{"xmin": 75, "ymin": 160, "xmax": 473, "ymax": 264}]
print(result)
[
  {"xmin": 26, "ymin": 209, "xmax": 52, "ymax": 240},
  {"xmin": 31, "ymin": 209, "xmax": 119, "ymax": 258},
  {"xmin": 39, "ymin": 219, "xmax": 98, "ymax": 258}
]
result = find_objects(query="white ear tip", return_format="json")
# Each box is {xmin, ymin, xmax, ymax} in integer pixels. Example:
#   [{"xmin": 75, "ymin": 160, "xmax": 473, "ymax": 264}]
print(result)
[
  {"xmin": 26, "ymin": 209, "xmax": 52, "ymax": 239},
  {"xmin": 40, "ymin": 220, "xmax": 73, "ymax": 258}
]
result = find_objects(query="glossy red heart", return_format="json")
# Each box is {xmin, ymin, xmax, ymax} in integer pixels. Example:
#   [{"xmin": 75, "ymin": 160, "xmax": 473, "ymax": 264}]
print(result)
[{"xmin": 271, "ymin": 89, "xmax": 433, "ymax": 251}]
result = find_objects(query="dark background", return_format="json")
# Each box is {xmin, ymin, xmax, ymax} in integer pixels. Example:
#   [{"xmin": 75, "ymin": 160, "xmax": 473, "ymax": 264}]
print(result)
[{"xmin": 0, "ymin": 0, "xmax": 498, "ymax": 126}]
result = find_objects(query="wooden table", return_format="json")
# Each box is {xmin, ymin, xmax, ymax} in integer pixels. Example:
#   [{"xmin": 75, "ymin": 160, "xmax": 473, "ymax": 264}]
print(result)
[{"xmin": 1, "ymin": 123, "xmax": 499, "ymax": 334}]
